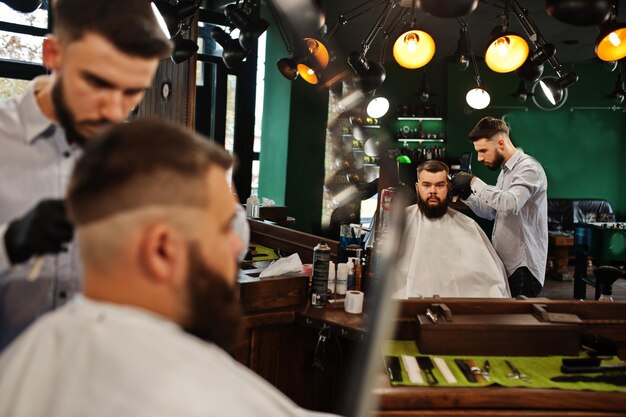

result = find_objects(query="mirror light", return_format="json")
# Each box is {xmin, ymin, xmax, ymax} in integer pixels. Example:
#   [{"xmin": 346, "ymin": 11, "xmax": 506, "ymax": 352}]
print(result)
[
  {"xmin": 485, "ymin": 32, "xmax": 529, "ymax": 73},
  {"xmin": 366, "ymin": 97, "xmax": 389, "ymax": 118},
  {"xmin": 392, "ymin": 29, "xmax": 436, "ymax": 69},
  {"xmin": 466, "ymin": 87, "xmax": 490, "ymax": 109}
]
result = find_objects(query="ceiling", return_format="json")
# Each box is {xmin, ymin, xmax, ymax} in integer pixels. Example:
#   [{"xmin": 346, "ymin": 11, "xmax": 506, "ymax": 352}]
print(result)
[{"xmin": 305, "ymin": 0, "xmax": 626, "ymax": 65}]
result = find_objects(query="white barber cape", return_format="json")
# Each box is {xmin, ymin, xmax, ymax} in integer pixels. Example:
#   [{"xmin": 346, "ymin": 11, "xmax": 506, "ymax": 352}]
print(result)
[
  {"xmin": 0, "ymin": 296, "xmax": 334, "ymax": 417},
  {"xmin": 393, "ymin": 205, "xmax": 510, "ymax": 299}
]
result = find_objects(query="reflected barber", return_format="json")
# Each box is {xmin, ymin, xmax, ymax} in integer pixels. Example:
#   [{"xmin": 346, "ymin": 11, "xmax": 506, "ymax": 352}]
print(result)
[{"xmin": 450, "ymin": 117, "xmax": 548, "ymax": 298}]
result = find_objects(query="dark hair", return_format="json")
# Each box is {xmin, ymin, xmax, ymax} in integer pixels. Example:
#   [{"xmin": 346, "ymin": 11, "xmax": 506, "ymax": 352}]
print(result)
[
  {"xmin": 468, "ymin": 116, "xmax": 510, "ymax": 142},
  {"xmin": 53, "ymin": 0, "xmax": 172, "ymax": 58},
  {"xmin": 67, "ymin": 119, "xmax": 232, "ymax": 225},
  {"xmin": 417, "ymin": 160, "xmax": 449, "ymax": 177}
]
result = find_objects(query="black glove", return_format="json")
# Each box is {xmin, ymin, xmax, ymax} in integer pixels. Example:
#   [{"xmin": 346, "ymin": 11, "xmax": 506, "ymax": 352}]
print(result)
[
  {"xmin": 4, "ymin": 199, "xmax": 74, "ymax": 264},
  {"xmin": 450, "ymin": 172, "xmax": 475, "ymax": 200}
]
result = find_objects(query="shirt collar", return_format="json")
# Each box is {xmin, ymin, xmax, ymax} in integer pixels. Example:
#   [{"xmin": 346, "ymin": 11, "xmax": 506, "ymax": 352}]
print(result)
[
  {"xmin": 19, "ymin": 76, "xmax": 58, "ymax": 144},
  {"xmin": 503, "ymin": 148, "xmax": 524, "ymax": 172}
]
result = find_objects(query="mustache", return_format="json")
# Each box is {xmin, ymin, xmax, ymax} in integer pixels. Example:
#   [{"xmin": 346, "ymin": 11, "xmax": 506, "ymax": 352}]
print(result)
[{"xmin": 77, "ymin": 120, "xmax": 115, "ymax": 129}]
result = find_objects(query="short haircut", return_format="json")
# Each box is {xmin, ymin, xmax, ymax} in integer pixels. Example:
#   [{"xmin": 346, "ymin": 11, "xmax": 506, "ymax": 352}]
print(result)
[
  {"xmin": 468, "ymin": 116, "xmax": 510, "ymax": 142},
  {"xmin": 67, "ymin": 119, "xmax": 232, "ymax": 225},
  {"xmin": 417, "ymin": 160, "xmax": 449, "ymax": 178},
  {"xmin": 53, "ymin": 0, "xmax": 172, "ymax": 58}
]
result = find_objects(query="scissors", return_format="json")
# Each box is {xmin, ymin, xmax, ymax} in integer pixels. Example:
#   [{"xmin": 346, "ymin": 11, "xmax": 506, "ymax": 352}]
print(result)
[{"xmin": 505, "ymin": 360, "xmax": 530, "ymax": 382}]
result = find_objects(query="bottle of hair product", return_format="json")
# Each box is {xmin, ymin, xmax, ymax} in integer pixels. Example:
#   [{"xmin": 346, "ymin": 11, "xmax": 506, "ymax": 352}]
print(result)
[
  {"xmin": 246, "ymin": 190, "xmax": 260, "ymax": 218},
  {"xmin": 347, "ymin": 258, "xmax": 355, "ymax": 291},
  {"xmin": 336, "ymin": 263, "xmax": 348, "ymax": 296}
]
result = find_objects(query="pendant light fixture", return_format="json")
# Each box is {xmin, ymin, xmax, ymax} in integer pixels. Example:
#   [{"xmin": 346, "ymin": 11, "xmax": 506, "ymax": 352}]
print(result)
[
  {"xmin": 606, "ymin": 63, "xmax": 625, "ymax": 104},
  {"xmin": 454, "ymin": 27, "xmax": 471, "ymax": 71},
  {"xmin": 459, "ymin": 19, "xmax": 490, "ymax": 110},
  {"xmin": 546, "ymin": 0, "xmax": 612, "ymax": 27},
  {"xmin": 595, "ymin": 4, "xmax": 626, "ymax": 62},
  {"xmin": 484, "ymin": 1, "xmax": 529, "ymax": 73},
  {"xmin": 393, "ymin": 0, "xmax": 435, "ymax": 69},
  {"xmin": 296, "ymin": 37, "xmax": 329, "ymax": 84},
  {"xmin": 224, "ymin": 3, "xmax": 269, "ymax": 51},
  {"xmin": 409, "ymin": 0, "xmax": 478, "ymax": 18},
  {"xmin": 538, "ymin": 72, "xmax": 578, "ymax": 105}
]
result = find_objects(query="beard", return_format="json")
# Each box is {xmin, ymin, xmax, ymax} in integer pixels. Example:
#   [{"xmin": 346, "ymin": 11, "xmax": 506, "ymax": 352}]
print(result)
[
  {"xmin": 417, "ymin": 193, "xmax": 449, "ymax": 219},
  {"xmin": 51, "ymin": 76, "xmax": 114, "ymax": 147},
  {"xmin": 183, "ymin": 244, "xmax": 244, "ymax": 353},
  {"xmin": 486, "ymin": 151, "xmax": 505, "ymax": 171}
]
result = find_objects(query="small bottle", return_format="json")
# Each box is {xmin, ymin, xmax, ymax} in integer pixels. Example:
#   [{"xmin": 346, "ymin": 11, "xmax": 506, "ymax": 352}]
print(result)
[
  {"xmin": 336, "ymin": 263, "xmax": 348, "ymax": 296},
  {"xmin": 327, "ymin": 260, "xmax": 336, "ymax": 298},
  {"xmin": 598, "ymin": 292, "xmax": 614, "ymax": 302},
  {"xmin": 246, "ymin": 190, "xmax": 260, "ymax": 218},
  {"xmin": 586, "ymin": 258, "xmax": 594, "ymax": 278},
  {"xmin": 347, "ymin": 258, "xmax": 355, "ymax": 291}
]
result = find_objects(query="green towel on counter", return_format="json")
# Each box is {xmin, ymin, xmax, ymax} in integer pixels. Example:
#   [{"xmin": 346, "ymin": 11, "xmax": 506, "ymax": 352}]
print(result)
[{"xmin": 384, "ymin": 340, "xmax": 626, "ymax": 393}]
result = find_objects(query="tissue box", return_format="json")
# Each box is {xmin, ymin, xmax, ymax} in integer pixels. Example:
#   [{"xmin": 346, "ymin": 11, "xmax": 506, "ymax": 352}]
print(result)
[{"xmin": 259, "ymin": 205, "xmax": 288, "ymax": 222}]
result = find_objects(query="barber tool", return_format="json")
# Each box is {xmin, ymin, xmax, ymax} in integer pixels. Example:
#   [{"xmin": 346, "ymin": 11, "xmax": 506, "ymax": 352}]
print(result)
[
  {"xmin": 385, "ymin": 356, "xmax": 403, "ymax": 382},
  {"xmin": 27, "ymin": 256, "xmax": 45, "ymax": 282},
  {"xmin": 551, "ymin": 374, "xmax": 626, "ymax": 386},
  {"xmin": 454, "ymin": 359, "xmax": 476, "ymax": 383},
  {"xmin": 401, "ymin": 355, "xmax": 424, "ymax": 384},
  {"xmin": 416, "ymin": 356, "xmax": 438, "ymax": 385},
  {"xmin": 433, "ymin": 357, "xmax": 457, "ymax": 384},
  {"xmin": 466, "ymin": 360, "xmax": 484, "ymax": 383},
  {"xmin": 505, "ymin": 360, "xmax": 530, "ymax": 382},
  {"xmin": 561, "ymin": 362, "xmax": 626, "ymax": 374},
  {"xmin": 425, "ymin": 308, "xmax": 438, "ymax": 323},
  {"xmin": 481, "ymin": 360, "xmax": 491, "ymax": 382}
]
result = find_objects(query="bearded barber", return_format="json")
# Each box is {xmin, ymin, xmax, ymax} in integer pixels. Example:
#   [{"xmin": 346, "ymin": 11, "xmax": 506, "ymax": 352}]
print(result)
[
  {"xmin": 450, "ymin": 116, "xmax": 548, "ymax": 298},
  {"xmin": 0, "ymin": 0, "xmax": 172, "ymax": 350}
]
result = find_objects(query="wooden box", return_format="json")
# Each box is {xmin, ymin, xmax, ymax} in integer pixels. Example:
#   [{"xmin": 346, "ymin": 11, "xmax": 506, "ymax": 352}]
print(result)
[{"xmin": 416, "ymin": 304, "xmax": 581, "ymax": 356}]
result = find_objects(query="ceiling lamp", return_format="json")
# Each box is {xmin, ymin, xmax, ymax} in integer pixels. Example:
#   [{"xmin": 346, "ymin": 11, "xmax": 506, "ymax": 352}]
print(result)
[
  {"xmin": 393, "ymin": 29, "xmax": 435, "ymax": 69},
  {"xmin": 296, "ymin": 37, "xmax": 329, "ymax": 84},
  {"xmin": 408, "ymin": 0, "xmax": 478, "ymax": 18},
  {"xmin": 545, "ymin": 0, "xmax": 612, "ymax": 26},
  {"xmin": 170, "ymin": 37, "xmax": 199, "ymax": 64},
  {"xmin": 348, "ymin": 52, "xmax": 386, "ymax": 93},
  {"xmin": 454, "ymin": 27, "xmax": 471, "ymax": 71},
  {"xmin": 485, "ymin": 29, "xmax": 529, "ymax": 73},
  {"xmin": 211, "ymin": 27, "xmax": 250, "ymax": 69},
  {"xmin": 485, "ymin": 2, "xmax": 529, "ymax": 73},
  {"xmin": 393, "ymin": 0, "xmax": 435, "ymax": 69},
  {"xmin": 150, "ymin": 0, "xmax": 197, "ymax": 39},
  {"xmin": 515, "ymin": 43, "xmax": 555, "ymax": 82},
  {"xmin": 277, "ymin": 57, "xmax": 299, "ymax": 80},
  {"xmin": 459, "ymin": 19, "xmax": 490, "ymax": 110},
  {"xmin": 538, "ymin": 72, "xmax": 578, "ymax": 105},
  {"xmin": 224, "ymin": 3, "xmax": 269, "ymax": 50},
  {"xmin": 418, "ymin": 72, "xmax": 431, "ymax": 102},
  {"xmin": 595, "ymin": 8, "xmax": 626, "ymax": 62},
  {"xmin": 2, "ymin": 0, "xmax": 42, "ymax": 13},
  {"xmin": 366, "ymin": 96, "xmax": 390, "ymax": 118}
]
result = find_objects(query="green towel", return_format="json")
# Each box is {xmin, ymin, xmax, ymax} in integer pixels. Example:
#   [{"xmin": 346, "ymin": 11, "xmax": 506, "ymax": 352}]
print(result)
[{"xmin": 384, "ymin": 340, "xmax": 626, "ymax": 392}]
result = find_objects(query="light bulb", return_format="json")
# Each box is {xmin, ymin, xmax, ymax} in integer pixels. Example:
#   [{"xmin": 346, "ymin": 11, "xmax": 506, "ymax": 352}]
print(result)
[
  {"xmin": 405, "ymin": 32, "xmax": 418, "ymax": 53},
  {"xmin": 457, "ymin": 54, "xmax": 470, "ymax": 71},
  {"xmin": 466, "ymin": 87, "xmax": 490, "ymax": 110},
  {"xmin": 366, "ymin": 97, "xmax": 389, "ymax": 118},
  {"xmin": 539, "ymin": 79, "xmax": 556, "ymax": 105},
  {"xmin": 495, "ymin": 36, "xmax": 511, "ymax": 57},
  {"xmin": 615, "ymin": 92, "xmax": 625, "ymax": 104},
  {"xmin": 609, "ymin": 31, "xmax": 621, "ymax": 47}
]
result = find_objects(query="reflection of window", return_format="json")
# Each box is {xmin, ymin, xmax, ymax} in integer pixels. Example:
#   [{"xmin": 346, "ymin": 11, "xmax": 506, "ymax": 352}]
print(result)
[
  {"xmin": 225, "ymin": 74, "xmax": 237, "ymax": 153},
  {"xmin": 0, "ymin": 77, "xmax": 29, "ymax": 100},
  {"xmin": 251, "ymin": 160, "xmax": 260, "ymax": 191},
  {"xmin": 253, "ymin": 33, "xmax": 265, "ymax": 154}
]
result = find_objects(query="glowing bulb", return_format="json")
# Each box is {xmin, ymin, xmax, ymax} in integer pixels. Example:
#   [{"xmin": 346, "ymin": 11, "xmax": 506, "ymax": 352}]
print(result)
[
  {"xmin": 405, "ymin": 33, "xmax": 418, "ymax": 53},
  {"xmin": 466, "ymin": 87, "xmax": 490, "ymax": 110},
  {"xmin": 495, "ymin": 37, "xmax": 511, "ymax": 57},
  {"xmin": 367, "ymin": 97, "xmax": 389, "ymax": 118},
  {"xmin": 539, "ymin": 80, "xmax": 556, "ymax": 105},
  {"xmin": 609, "ymin": 31, "xmax": 621, "ymax": 47},
  {"xmin": 307, "ymin": 68, "xmax": 314, "ymax": 75}
]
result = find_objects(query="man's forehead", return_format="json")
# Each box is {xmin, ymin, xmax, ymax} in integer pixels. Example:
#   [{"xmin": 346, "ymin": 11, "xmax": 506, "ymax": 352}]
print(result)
[{"xmin": 418, "ymin": 170, "xmax": 447, "ymax": 182}]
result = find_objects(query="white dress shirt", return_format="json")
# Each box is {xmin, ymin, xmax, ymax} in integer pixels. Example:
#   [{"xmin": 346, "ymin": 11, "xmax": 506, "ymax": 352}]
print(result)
[
  {"xmin": 393, "ymin": 205, "xmax": 510, "ymax": 299},
  {"xmin": 464, "ymin": 149, "xmax": 548, "ymax": 285},
  {"xmin": 0, "ymin": 76, "xmax": 81, "ymax": 350},
  {"xmin": 0, "ymin": 296, "xmax": 334, "ymax": 417}
]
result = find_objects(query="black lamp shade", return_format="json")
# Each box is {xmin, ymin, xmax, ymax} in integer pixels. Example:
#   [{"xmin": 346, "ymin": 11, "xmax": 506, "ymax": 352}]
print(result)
[
  {"xmin": 211, "ymin": 26, "xmax": 250, "ymax": 69},
  {"xmin": 277, "ymin": 57, "xmax": 299, "ymax": 81},
  {"xmin": 595, "ymin": 20, "xmax": 626, "ymax": 62},
  {"xmin": 225, "ymin": 4, "xmax": 269, "ymax": 50},
  {"xmin": 347, "ymin": 51, "xmax": 386, "ymax": 93},
  {"xmin": 528, "ymin": 43, "xmax": 556, "ymax": 66},
  {"xmin": 539, "ymin": 77, "xmax": 564, "ymax": 104},
  {"xmin": 516, "ymin": 60, "xmax": 544, "ymax": 83},
  {"xmin": 2, "ymin": 0, "xmax": 42, "ymax": 13},
  {"xmin": 171, "ymin": 38, "xmax": 198, "ymax": 64},
  {"xmin": 415, "ymin": 0, "xmax": 478, "ymax": 18},
  {"xmin": 545, "ymin": 0, "xmax": 612, "ymax": 26}
]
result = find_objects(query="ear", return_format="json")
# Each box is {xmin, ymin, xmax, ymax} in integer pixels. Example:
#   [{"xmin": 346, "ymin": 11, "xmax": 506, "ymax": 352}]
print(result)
[
  {"xmin": 42, "ymin": 35, "xmax": 62, "ymax": 71},
  {"xmin": 139, "ymin": 223, "xmax": 188, "ymax": 287},
  {"xmin": 415, "ymin": 182, "xmax": 419, "ymax": 195},
  {"xmin": 497, "ymin": 137, "xmax": 506, "ymax": 150}
]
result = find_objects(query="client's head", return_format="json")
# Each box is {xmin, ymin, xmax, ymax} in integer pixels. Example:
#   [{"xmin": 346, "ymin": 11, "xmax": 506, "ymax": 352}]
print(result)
[
  {"xmin": 66, "ymin": 119, "xmax": 244, "ymax": 350},
  {"xmin": 415, "ymin": 160, "xmax": 450, "ymax": 219}
]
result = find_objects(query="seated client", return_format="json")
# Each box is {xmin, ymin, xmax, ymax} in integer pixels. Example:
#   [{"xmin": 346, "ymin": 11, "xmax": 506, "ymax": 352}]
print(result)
[{"xmin": 393, "ymin": 160, "xmax": 510, "ymax": 299}]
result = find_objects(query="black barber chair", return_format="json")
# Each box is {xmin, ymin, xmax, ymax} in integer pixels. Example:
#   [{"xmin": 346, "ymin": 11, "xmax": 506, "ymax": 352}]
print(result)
[{"xmin": 593, "ymin": 266, "xmax": 625, "ymax": 301}]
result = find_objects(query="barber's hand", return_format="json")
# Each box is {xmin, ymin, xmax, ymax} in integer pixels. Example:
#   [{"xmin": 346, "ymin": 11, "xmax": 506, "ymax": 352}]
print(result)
[
  {"xmin": 4, "ymin": 199, "xmax": 74, "ymax": 264},
  {"xmin": 450, "ymin": 172, "xmax": 475, "ymax": 200}
]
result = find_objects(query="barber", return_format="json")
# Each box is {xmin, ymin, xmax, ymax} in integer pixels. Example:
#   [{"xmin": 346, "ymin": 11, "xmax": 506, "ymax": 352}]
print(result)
[
  {"xmin": 450, "ymin": 117, "xmax": 548, "ymax": 297},
  {"xmin": 0, "ymin": 0, "xmax": 172, "ymax": 350}
]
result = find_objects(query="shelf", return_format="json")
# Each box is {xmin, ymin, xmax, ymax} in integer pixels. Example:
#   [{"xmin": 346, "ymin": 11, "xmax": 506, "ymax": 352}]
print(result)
[
  {"xmin": 360, "ymin": 124, "xmax": 381, "ymax": 128},
  {"xmin": 398, "ymin": 138, "xmax": 445, "ymax": 143},
  {"xmin": 397, "ymin": 117, "xmax": 443, "ymax": 121}
]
